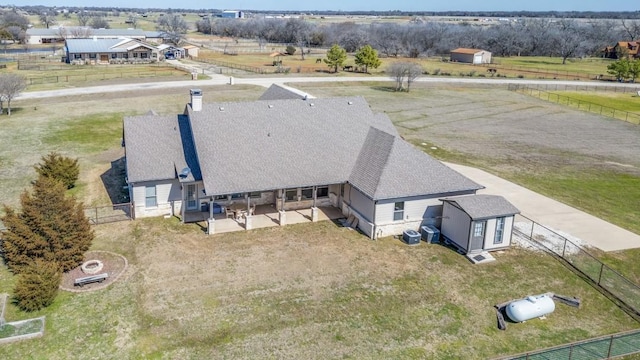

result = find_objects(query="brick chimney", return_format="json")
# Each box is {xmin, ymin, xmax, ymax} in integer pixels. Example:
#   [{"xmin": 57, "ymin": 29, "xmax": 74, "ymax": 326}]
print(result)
[{"xmin": 190, "ymin": 89, "xmax": 202, "ymax": 111}]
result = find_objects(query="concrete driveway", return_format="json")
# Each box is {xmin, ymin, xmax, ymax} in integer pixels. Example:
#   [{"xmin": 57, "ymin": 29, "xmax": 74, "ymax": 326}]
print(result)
[{"xmin": 445, "ymin": 162, "xmax": 640, "ymax": 252}]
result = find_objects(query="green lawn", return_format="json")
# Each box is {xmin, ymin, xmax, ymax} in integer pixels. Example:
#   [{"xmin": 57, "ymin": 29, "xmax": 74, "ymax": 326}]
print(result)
[
  {"xmin": 496, "ymin": 56, "xmax": 613, "ymax": 77},
  {"xmin": 547, "ymin": 91, "xmax": 640, "ymax": 113}
]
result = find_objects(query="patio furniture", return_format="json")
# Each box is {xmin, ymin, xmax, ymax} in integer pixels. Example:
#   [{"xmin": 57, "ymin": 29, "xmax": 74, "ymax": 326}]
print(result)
[
  {"xmin": 249, "ymin": 204, "xmax": 256, "ymax": 216},
  {"xmin": 225, "ymin": 207, "xmax": 234, "ymax": 219}
]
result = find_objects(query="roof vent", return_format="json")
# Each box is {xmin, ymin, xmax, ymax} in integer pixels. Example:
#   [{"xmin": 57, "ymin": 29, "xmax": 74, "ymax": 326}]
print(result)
[
  {"xmin": 179, "ymin": 167, "xmax": 191, "ymax": 178},
  {"xmin": 309, "ymin": 103, "xmax": 314, "ymax": 107},
  {"xmin": 348, "ymin": 101, "xmax": 353, "ymax": 105},
  {"xmin": 268, "ymin": 104, "xmax": 274, "ymax": 108},
  {"xmin": 219, "ymin": 107, "xmax": 224, "ymax": 112},
  {"xmin": 303, "ymin": 95, "xmax": 308, "ymax": 100}
]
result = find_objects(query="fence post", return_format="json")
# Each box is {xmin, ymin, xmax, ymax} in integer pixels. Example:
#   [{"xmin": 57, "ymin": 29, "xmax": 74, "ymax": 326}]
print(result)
[
  {"xmin": 598, "ymin": 263, "xmax": 604, "ymax": 285},
  {"xmin": 568, "ymin": 343, "xmax": 573, "ymax": 359},
  {"xmin": 607, "ymin": 335, "xmax": 614, "ymax": 358},
  {"xmin": 530, "ymin": 221, "xmax": 535, "ymax": 240}
]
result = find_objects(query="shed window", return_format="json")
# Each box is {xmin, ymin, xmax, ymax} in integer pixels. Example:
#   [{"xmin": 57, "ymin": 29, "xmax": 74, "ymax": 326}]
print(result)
[
  {"xmin": 214, "ymin": 195, "xmax": 227, "ymax": 201},
  {"xmin": 393, "ymin": 202, "xmax": 404, "ymax": 221},
  {"xmin": 145, "ymin": 186, "xmax": 157, "ymax": 207},
  {"xmin": 285, "ymin": 189, "xmax": 297, "ymax": 202},
  {"xmin": 111, "ymin": 53, "xmax": 117, "ymax": 59},
  {"xmin": 494, "ymin": 217, "xmax": 505, "ymax": 244},
  {"xmin": 231, "ymin": 193, "xmax": 244, "ymax": 200},
  {"xmin": 74, "ymin": 54, "xmax": 82, "ymax": 59},
  {"xmin": 141, "ymin": 52, "xmax": 148, "ymax": 58},
  {"xmin": 89, "ymin": 53, "xmax": 96, "ymax": 59},
  {"xmin": 317, "ymin": 186, "xmax": 329, "ymax": 198},
  {"xmin": 473, "ymin": 222, "xmax": 485, "ymax": 238}
]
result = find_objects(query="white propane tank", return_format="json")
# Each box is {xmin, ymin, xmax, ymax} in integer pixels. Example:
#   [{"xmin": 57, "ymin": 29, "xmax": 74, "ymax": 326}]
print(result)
[{"xmin": 505, "ymin": 294, "xmax": 556, "ymax": 323}]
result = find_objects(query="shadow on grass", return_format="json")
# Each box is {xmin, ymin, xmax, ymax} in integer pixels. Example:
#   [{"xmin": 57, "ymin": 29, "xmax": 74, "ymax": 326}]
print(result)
[
  {"xmin": 371, "ymin": 86, "xmax": 397, "ymax": 93},
  {"xmin": 100, "ymin": 156, "xmax": 129, "ymax": 205}
]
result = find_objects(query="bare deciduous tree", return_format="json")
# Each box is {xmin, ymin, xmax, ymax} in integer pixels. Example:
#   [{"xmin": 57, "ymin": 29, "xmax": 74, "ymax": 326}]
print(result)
[
  {"xmin": 387, "ymin": 62, "xmax": 422, "ymax": 92},
  {"xmin": 39, "ymin": 10, "xmax": 56, "ymax": 29},
  {"xmin": 157, "ymin": 13, "xmax": 188, "ymax": 45},
  {"xmin": 77, "ymin": 11, "xmax": 91, "ymax": 27},
  {"xmin": 0, "ymin": 73, "xmax": 27, "ymax": 115}
]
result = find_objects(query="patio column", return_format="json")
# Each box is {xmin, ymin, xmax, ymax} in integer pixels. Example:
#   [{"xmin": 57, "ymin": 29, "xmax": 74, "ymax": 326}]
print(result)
[
  {"xmin": 245, "ymin": 194, "xmax": 253, "ymax": 230},
  {"xmin": 279, "ymin": 188, "xmax": 286, "ymax": 226},
  {"xmin": 311, "ymin": 186, "xmax": 319, "ymax": 222},
  {"xmin": 209, "ymin": 199, "xmax": 214, "ymax": 220},
  {"xmin": 207, "ymin": 218, "xmax": 215, "ymax": 235}
]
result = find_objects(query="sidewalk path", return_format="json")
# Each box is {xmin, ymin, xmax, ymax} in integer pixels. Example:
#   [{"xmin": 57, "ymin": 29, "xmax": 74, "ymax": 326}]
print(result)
[{"xmin": 445, "ymin": 162, "xmax": 640, "ymax": 252}]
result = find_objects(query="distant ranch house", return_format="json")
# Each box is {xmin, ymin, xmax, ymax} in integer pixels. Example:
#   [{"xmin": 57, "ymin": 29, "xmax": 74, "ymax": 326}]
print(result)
[
  {"xmin": 450, "ymin": 48, "xmax": 492, "ymax": 64},
  {"xmin": 27, "ymin": 27, "xmax": 162, "ymax": 45},
  {"xmin": 603, "ymin": 40, "xmax": 640, "ymax": 60},
  {"xmin": 65, "ymin": 38, "xmax": 159, "ymax": 65}
]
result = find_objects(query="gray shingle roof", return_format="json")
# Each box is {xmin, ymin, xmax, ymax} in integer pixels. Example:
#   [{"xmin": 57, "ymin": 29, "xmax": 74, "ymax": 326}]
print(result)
[
  {"xmin": 350, "ymin": 128, "xmax": 483, "ymax": 200},
  {"xmin": 258, "ymin": 84, "xmax": 306, "ymax": 101},
  {"xmin": 124, "ymin": 90, "xmax": 483, "ymax": 201},
  {"xmin": 124, "ymin": 114, "xmax": 196, "ymax": 183},
  {"xmin": 188, "ymin": 97, "xmax": 377, "ymax": 195},
  {"xmin": 441, "ymin": 195, "xmax": 520, "ymax": 220}
]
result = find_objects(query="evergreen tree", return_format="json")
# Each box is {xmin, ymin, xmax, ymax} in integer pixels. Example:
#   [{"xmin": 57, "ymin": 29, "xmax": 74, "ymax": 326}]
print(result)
[
  {"xmin": 34, "ymin": 152, "xmax": 79, "ymax": 189},
  {"xmin": 1, "ymin": 176, "xmax": 94, "ymax": 274},
  {"xmin": 354, "ymin": 44, "xmax": 381, "ymax": 73},
  {"xmin": 323, "ymin": 44, "xmax": 347, "ymax": 73},
  {"xmin": 13, "ymin": 259, "xmax": 62, "ymax": 312}
]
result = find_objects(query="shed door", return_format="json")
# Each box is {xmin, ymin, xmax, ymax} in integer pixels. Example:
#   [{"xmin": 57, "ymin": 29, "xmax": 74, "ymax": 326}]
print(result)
[
  {"xmin": 470, "ymin": 221, "xmax": 486, "ymax": 252},
  {"xmin": 100, "ymin": 54, "xmax": 108, "ymax": 62},
  {"xmin": 474, "ymin": 54, "xmax": 483, "ymax": 64}
]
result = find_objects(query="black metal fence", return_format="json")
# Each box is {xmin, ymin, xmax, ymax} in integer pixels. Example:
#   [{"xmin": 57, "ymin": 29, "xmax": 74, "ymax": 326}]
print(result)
[
  {"xmin": 508, "ymin": 84, "xmax": 640, "ymax": 125},
  {"xmin": 84, "ymin": 203, "xmax": 133, "ymax": 225},
  {"xmin": 498, "ymin": 329, "xmax": 640, "ymax": 360},
  {"xmin": 495, "ymin": 214, "xmax": 640, "ymax": 359}
]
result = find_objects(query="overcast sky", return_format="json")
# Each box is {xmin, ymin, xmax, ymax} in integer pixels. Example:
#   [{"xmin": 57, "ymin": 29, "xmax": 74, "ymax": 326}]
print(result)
[{"xmin": 14, "ymin": 0, "xmax": 640, "ymax": 12}]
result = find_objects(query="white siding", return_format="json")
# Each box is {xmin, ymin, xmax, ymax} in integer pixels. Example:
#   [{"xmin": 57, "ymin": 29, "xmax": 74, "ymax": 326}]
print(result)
[
  {"xmin": 375, "ymin": 198, "xmax": 442, "ymax": 225},
  {"xmin": 483, "ymin": 216, "xmax": 514, "ymax": 250},
  {"xmin": 131, "ymin": 179, "xmax": 182, "ymax": 218},
  {"xmin": 345, "ymin": 185, "xmax": 374, "ymax": 223},
  {"xmin": 441, "ymin": 203, "xmax": 471, "ymax": 252}
]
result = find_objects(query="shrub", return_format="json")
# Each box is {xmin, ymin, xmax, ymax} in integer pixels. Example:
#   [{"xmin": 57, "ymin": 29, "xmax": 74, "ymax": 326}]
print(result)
[
  {"xmin": 285, "ymin": 45, "xmax": 296, "ymax": 55},
  {"xmin": 468, "ymin": 70, "xmax": 477, "ymax": 77},
  {"xmin": 1, "ymin": 176, "xmax": 94, "ymax": 274},
  {"xmin": 433, "ymin": 68, "xmax": 441, "ymax": 75},
  {"xmin": 13, "ymin": 259, "xmax": 62, "ymax": 312},
  {"xmin": 34, "ymin": 152, "xmax": 79, "ymax": 189}
]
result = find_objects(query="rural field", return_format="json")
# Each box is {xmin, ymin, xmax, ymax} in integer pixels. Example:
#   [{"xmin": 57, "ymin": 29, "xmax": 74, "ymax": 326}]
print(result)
[{"xmin": 1, "ymin": 80, "xmax": 640, "ymax": 358}]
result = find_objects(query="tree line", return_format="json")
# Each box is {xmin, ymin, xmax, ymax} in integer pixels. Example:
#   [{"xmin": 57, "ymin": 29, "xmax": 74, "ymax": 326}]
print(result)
[{"xmin": 197, "ymin": 17, "xmax": 640, "ymax": 61}]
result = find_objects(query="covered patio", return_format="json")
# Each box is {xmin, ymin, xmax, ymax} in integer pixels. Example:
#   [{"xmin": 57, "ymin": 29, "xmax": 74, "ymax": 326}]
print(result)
[{"xmin": 182, "ymin": 204, "xmax": 344, "ymax": 234}]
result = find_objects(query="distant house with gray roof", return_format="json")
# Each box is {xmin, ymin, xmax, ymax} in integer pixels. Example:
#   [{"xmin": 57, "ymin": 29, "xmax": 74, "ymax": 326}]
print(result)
[
  {"xmin": 65, "ymin": 38, "xmax": 159, "ymax": 64},
  {"xmin": 123, "ymin": 86, "xmax": 500, "ymax": 239},
  {"xmin": 27, "ymin": 27, "xmax": 148, "ymax": 45}
]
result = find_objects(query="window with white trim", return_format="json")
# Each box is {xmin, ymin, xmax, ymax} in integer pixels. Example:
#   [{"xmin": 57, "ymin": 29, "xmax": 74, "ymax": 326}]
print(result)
[
  {"xmin": 145, "ymin": 186, "xmax": 157, "ymax": 207},
  {"xmin": 214, "ymin": 195, "xmax": 228, "ymax": 201},
  {"xmin": 393, "ymin": 202, "xmax": 404, "ymax": 221},
  {"xmin": 473, "ymin": 221, "xmax": 485, "ymax": 238},
  {"xmin": 494, "ymin": 217, "xmax": 505, "ymax": 244}
]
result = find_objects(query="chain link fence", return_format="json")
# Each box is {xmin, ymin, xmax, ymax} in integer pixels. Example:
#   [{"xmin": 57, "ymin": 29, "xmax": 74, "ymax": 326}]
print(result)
[{"xmin": 84, "ymin": 203, "xmax": 133, "ymax": 225}]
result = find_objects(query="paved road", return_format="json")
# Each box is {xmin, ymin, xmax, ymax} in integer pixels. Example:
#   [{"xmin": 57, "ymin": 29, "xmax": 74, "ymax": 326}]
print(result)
[
  {"xmin": 14, "ymin": 65, "xmax": 640, "ymax": 251},
  {"xmin": 446, "ymin": 163, "xmax": 640, "ymax": 252},
  {"xmin": 17, "ymin": 71, "xmax": 640, "ymax": 100}
]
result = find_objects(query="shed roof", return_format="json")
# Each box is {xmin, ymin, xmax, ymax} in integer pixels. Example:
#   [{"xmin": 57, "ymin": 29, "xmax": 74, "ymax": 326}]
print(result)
[
  {"xmin": 450, "ymin": 48, "xmax": 488, "ymax": 55},
  {"xmin": 66, "ymin": 38, "xmax": 156, "ymax": 53},
  {"xmin": 441, "ymin": 195, "xmax": 519, "ymax": 220}
]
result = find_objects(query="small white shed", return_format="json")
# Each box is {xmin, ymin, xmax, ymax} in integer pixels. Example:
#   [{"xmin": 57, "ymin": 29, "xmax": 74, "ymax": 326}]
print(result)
[
  {"xmin": 450, "ymin": 48, "xmax": 492, "ymax": 64},
  {"xmin": 440, "ymin": 195, "xmax": 519, "ymax": 254}
]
